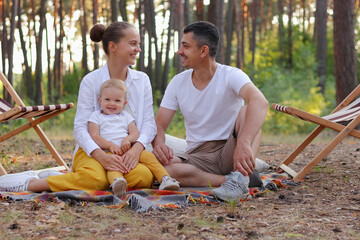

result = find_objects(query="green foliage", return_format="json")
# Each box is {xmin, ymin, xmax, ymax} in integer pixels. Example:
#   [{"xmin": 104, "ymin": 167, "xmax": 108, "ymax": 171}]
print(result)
[
  {"xmin": 63, "ymin": 67, "xmax": 83, "ymax": 95},
  {"xmin": 253, "ymin": 30, "xmax": 335, "ymax": 135},
  {"xmin": 153, "ymin": 105, "xmax": 186, "ymax": 138}
]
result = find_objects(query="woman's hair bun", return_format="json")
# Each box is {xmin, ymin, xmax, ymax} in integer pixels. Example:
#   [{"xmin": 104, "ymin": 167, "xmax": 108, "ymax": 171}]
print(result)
[{"xmin": 90, "ymin": 24, "xmax": 106, "ymax": 42}]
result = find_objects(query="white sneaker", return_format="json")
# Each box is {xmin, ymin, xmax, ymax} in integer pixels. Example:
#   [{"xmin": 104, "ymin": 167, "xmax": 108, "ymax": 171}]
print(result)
[
  {"xmin": 111, "ymin": 177, "xmax": 127, "ymax": 198},
  {"xmin": 159, "ymin": 175, "xmax": 180, "ymax": 190},
  {"xmin": 211, "ymin": 171, "xmax": 249, "ymax": 202},
  {"xmin": 0, "ymin": 171, "xmax": 39, "ymax": 192},
  {"xmin": 38, "ymin": 170, "xmax": 65, "ymax": 179}
]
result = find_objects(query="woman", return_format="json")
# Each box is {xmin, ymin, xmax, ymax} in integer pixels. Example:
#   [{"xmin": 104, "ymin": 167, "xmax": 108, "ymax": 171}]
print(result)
[{"xmin": 0, "ymin": 22, "xmax": 156, "ymax": 193}]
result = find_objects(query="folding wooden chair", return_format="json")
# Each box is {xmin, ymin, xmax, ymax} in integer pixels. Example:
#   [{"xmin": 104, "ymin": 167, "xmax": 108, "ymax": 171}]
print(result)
[
  {"xmin": 0, "ymin": 72, "xmax": 73, "ymax": 175},
  {"xmin": 271, "ymin": 85, "xmax": 360, "ymax": 182}
]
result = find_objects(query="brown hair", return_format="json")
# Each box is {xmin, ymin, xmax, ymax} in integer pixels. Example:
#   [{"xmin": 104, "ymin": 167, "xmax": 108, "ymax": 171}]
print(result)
[
  {"xmin": 90, "ymin": 22, "xmax": 134, "ymax": 55},
  {"xmin": 100, "ymin": 79, "xmax": 127, "ymax": 97}
]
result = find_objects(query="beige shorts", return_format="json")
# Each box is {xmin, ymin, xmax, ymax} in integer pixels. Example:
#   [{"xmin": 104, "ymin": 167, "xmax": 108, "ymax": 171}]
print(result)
[{"xmin": 178, "ymin": 127, "xmax": 236, "ymax": 175}]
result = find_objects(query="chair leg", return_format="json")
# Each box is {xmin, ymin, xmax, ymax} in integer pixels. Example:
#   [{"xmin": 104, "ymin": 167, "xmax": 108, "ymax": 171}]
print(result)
[
  {"xmin": 33, "ymin": 125, "xmax": 70, "ymax": 172},
  {"xmin": 279, "ymin": 126, "xmax": 325, "ymax": 168},
  {"xmin": 293, "ymin": 115, "xmax": 360, "ymax": 182},
  {"xmin": 0, "ymin": 163, "xmax": 7, "ymax": 175}
]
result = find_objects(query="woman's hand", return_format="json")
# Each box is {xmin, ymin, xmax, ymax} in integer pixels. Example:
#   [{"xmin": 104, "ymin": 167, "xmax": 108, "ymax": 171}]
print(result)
[
  {"xmin": 122, "ymin": 142, "xmax": 144, "ymax": 171},
  {"xmin": 91, "ymin": 148, "xmax": 128, "ymax": 173}
]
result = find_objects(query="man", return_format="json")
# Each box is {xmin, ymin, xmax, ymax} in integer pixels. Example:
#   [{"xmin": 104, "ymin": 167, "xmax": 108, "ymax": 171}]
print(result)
[{"xmin": 152, "ymin": 21, "xmax": 269, "ymax": 201}]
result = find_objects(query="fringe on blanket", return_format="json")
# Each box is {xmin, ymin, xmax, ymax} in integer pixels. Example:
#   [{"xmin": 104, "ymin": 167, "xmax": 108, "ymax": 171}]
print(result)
[{"xmin": 127, "ymin": 194, "xmax": 162, "ymax": 212}]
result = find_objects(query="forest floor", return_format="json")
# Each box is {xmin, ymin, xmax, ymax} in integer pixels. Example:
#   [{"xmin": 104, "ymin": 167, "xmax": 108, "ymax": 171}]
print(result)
[{"xmin": 0, "ymin": 133, "xmax": 359, "ymax": 239}]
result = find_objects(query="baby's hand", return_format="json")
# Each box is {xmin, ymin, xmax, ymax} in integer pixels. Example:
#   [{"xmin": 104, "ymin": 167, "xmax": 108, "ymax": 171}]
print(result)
[
  {"xmin": 121, "ymin": 138, "xmax": 131, "ymax": 153},
  {"xmin": 109, "ymin": 143, "xmax": 123, "ymax": 155}
]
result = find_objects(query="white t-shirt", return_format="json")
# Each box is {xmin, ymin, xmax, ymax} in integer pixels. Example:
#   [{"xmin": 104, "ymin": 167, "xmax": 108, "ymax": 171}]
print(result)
[
  {"xmin": 88, "ymin": 110, "xmax": 134, "ymax": 147},
  {"xmin": 73, "ymin": 63, "xmax": 157, "ymax": 157},
  {"xmin": 160, "ymin": 63, "xmax": 252, "ymax": 150}
]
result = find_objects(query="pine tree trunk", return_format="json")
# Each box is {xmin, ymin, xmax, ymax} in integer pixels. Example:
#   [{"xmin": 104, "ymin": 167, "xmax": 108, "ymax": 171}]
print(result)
[
  {"xmin": 137, "ymin": 0, "xmax": 145, "ymax": 72},
  {"xmin": 241, "ymin": 0, "xmax": 247, "ymax": 67},
  {"xmin": 35, "ymin": 0, "xmax": 46, "ymax": 105},
  {"xmin": 175, "ymin": 0, "xmax": 183, "ymax": 73},
  {"xmin": 144, "ymin": 0, "xmax": 153, "ymax": 83},
  {"xmin": 195, "ymin": 0, "xmax": 204, "ymax": 21},
  {"xmin": 119, "ymin": 0, "xmax": 128, "ymax": 22},
  {"xmin": 184, "ymin": 0, "xmax": 190, "ymax": 26},
  {"xmin": 259, "ymin": 0, "xmax": 264, "ymax": 40},
  {"xmin": 235, "ymin": 0, "xmax": 243, "ymax": 69},
  {"xmin": 17, "ymin": 0, "xmax": 33, "ymax": 100},
  {"xmin": 111, "ymin": 0, "xmax": 118, "ymax": 22},
  {"xmin": 93, "ymin": 0, "xmax": 99, "ymax": 70},
  {"xmin": 162, "ymin": 0, "xmax": 175, "ymax": 94},
  {"xmin": 58, "ymin": 0, "xmax": 64, "ymax": 99},
  {"xmin": 316, "ymin": 0, "xmax": 328, "ymax": 94},
  {"xmin": 225, "ymin": 0, "xmax": 234, "ymax": 65},
  {"xmin": 333, "ymin": 0, "xmax": 358, "ymax": 104},
  {"xmin": 287, "ymin": 0, "xmax": 293, "ymax": 68},
  {"xmin": 80, "ymin": 0, "xmax": 89, "ymax": 75},
  {"xmin": 4, "ymin": 0, "xmax": 18, "ymax": 104},
  {"xmin": 1, "ymin": 1, "xmax": 7, "ymax": 78},
  {"xmin": 45, "ymin": 16, "xmax": 52, "ymax": 102},
  {"xmin": 277, "ymin": 0, "xmax": 285, "ymax": 65},
  {"xmin": 251, "ymin": 0, "xmax": 257, "ymax": 72}
]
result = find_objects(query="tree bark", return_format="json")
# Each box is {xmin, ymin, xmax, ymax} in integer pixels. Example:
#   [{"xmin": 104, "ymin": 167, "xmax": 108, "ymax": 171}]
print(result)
[
  {"xmin": 250, "ymin": 0, "xmax": 257, "ymax": 72},
  {"xmin": 287, "ymin": 0, "xmax": 293, "ymax": 68},
  {"xmin": 17, "ymin": 0, "xmax": 33, "ymax": 100},
  {"xmin": 315, "ymin": 0, "xmax": 328, "ymax": 94},
  {"xmin": 80, "ymin": 0, "xmax": 89, "ymax": 75},
  {"xmin": 93, "ymin": 0, "xmax": 99, "ymax": 70},
  {"xmin": 1, "ymin": 0, "xmax": 8, "ymax": 84},
  {"xmin": 235, "ymin": 0, "xmax": 243, "ymax": 69},
  {"xmin": 184, "ymin": 0, "xmax": 190, "ymax": 26},
  {"xmin": 225, "ymin": 0, "xmax": 234, "ymax": 65},
  {"xmin": 144, "ymin": 0, "xmax": 153, "ymax": 82},
  {"xmin": 35, "ymin": 0, "xmax": 47, "ymax": 105},
  {"xmin": 175, "ymin": 0, "xmax": 183, "ymax": 73},
  {"xmin": 4, "ymin": 0, "xmax": 18, "ymax": 103},
  {"xmin": 162, "ymin": 0, "xmax": 175, "ymax": 94},
  {"xmin": 259, "ymin": 0, "xmax": 264, "ymax": 40},
  {"xmin": 111, "ymin": 0, "xmax": 118, "ymax": 22},
  {"xmin": 119, "ymin": 0, "xmax": 128, "ymax": 22},
  {"xmin": 277, "ymin": 0, "xmax": 285, "ymax": 65},
  {"xmin": 195, "ymin": 0, "xmax": 204, "ymax": 21},
  {"xmin": 45, "ymin": 16, "xmax": 52, "ymax": 102},
  {"xmin": 208, "ymin": 0, "xmax": 224, "ymax": 63},
  {"xmin": 137, "ymin": 0, "xmax": 145, "ymax": 72},
  {"xmin": 241, "ymin": 0, "xmax": 247, "ymax": 67},
  {"xmin": 265, "ymin": 0, "xmax": 273, "ymax": 32},
  {"xmin": 333, "ymin": 0, "xmax": 358, "ymax": 104},
  {"xmin": 58, "ymin": 0, "xmax": 64, "ymax": 99}
]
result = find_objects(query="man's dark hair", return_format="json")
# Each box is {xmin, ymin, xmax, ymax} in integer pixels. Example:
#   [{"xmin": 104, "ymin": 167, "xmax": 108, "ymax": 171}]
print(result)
[{"xmin": 183, "ymin": 21, "xmax": 219, "ymax": 58}]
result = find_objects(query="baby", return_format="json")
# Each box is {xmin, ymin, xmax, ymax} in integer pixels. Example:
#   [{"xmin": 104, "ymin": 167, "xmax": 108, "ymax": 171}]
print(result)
[{"xmin": 88, "ymin": 79, "xmax": 180, "ymax": 198}]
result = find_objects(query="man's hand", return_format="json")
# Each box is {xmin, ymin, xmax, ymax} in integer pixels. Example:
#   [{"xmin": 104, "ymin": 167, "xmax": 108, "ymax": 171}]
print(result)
[
  {"xmin": 233, "ymin": 142, "xmax": 255, "ymax": 176},
  {"xmin": 152, "ymin": 143, "xmax": 173, "ymax": 165}
]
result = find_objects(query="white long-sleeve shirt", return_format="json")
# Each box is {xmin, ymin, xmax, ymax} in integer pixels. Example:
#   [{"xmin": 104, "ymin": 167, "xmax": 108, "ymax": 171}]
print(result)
[{"xmin": 73, "ymin": 63, "xmax": 157, "ymax": 157}]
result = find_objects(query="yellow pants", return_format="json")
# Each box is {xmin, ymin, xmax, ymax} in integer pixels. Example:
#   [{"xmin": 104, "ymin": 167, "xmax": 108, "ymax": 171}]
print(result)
[
  {"xmin": 47, "ymin": 148, "xmax": 154, "ymax": 192},
  {"xmin": 107, "ymin": 150, "xmax": 168, "ymax": 184}
]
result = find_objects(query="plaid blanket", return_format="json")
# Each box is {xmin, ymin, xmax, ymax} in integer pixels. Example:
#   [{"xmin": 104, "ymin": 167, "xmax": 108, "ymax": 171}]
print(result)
[{"xmin": 0, "ymin": 172, "xmax": 294, "ymax": 212}]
